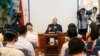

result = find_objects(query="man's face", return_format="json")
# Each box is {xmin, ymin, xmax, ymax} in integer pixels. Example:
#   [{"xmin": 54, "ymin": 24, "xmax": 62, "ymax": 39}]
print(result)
[
  {"xmin": 93, "ymin": 9, "xmax": 97, "ymax": 14},
  {"xmin": 52, "ymin": 18, "xmax": 57, "ymax": 24},
  {"xmin": 80, "ymin": 10, "xmax": 85, "ymax": 15},
  {"xmin": 27, "ymin": 25, "xmax": 33, "ymax": 31}
]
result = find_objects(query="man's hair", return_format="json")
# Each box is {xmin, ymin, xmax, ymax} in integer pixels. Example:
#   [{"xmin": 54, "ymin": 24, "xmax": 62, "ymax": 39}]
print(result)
[
  {"xmin": 68, "ymin": 23, "xmax": 77, "ymax": 30},
  {"xmin": 90, "ymin": 22, "xmax": 97, "ymax": 30},
  {"xmin": 68, "ymin": 38, "xmax": 86, "ymax": 55},
  {"xmin": 3, "ymin": 24, "xmax": 11, "ymax": 35},
  {"xmin": 93, "ymin": 7, "xmax": 97, "ymax": 10},
  {"xmin": 26, "ymin": 22, "xmax": 33, "ymax": 27},
  {"xmin": 67, "ymin": 28, "xmax": 77, "ymax": 38},
  {"xmin": 4, "ymin": 30, "xmax": 18, "ymax": 42},
  {"xmin": 81, "ymin": 8, "xmax": 86, "ymax": 11},
  {"xmin": 4, "ymin": 24, "xmax": 11, "ymax": 29},
  {"xmin": 19, "ymin": 26, "xmax": 27, "ymax": 35},
  {"xmin": 90, "ymin": 28, "xmax": 99, "ymax": 41},
  {"xmin": 90, "ymin": 22, "xmax": 99, "ymax": 40}
]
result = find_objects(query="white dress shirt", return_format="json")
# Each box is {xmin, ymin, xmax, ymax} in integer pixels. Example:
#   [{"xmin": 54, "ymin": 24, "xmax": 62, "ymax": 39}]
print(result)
[
  {"xmin": 26, "ymin": 31, "xmax": 39, "ymax": 46},
  {"xmin": 91, "ymin": 13, "xmax": 97, "ymax": 23},
  {"xmin": 78, "ymin": 15, "xmax": 88, "ymax": 29},
  {"xmin": 60, "ymin": 42, "xmax": 69, "ymax": 56},
  {"xmin": 14, "ymin": 36, "xmax": 35, "ymax": 56},
  {"xmin": 87, "ymin": 20, "xmax": 92, "ymax": 34}
]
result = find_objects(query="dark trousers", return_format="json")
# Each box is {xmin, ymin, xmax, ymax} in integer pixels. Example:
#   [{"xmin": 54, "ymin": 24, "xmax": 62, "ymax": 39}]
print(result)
[
  {"xmin": 78, "ymin": 29, "xmax": 87, "ymax": 41},
  {"xmin": 79, "ymin": 29, "xmax": 87, "ymax": 35}
]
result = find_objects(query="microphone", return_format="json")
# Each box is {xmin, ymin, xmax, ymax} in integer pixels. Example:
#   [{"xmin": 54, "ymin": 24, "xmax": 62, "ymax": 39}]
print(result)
[
  {"xmin": 54, "ymin": 25, "xmax": 57, "ymax": 31},
  {"xmin": 48, "ymin": 27, "xmax": 52, "ymax": 31}
]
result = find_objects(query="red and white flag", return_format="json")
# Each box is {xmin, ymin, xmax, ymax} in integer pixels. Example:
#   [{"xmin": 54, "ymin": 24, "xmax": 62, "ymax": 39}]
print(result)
[
  {"xmin": 19, "ymin": 0, "xmax": 24, "ymax": 26},
  {"xmin": 19, "ymin": 0, "xmax": 29, "ymax": 25}
]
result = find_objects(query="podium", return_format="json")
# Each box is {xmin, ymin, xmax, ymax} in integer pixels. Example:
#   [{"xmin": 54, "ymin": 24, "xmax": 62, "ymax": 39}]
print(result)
[{"xmin": 38, "ymin": 33, "xmax": 65, "ymax": 56}]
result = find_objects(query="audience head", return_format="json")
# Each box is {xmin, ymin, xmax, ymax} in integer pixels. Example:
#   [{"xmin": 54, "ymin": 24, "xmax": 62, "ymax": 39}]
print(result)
[
  {"xmin": 68, "ymin": 23, "xmax": 77, "ymax": 30},
  {"xmin": 19, "ymin": 26, "xmax": 27, "ymax": 36},
  {"xmin": 92, "ymin": 7, "xmax": 97, "ymax": 14},
  {"xmin": 90, "ymin": 22, "xmax": 99, "ymax": 41},
  {"xmin": 3, "ymin": 24, "xmax": 11, "ymax": 35},
  {"xmin": 4, "ymin": 24, "xmax": 11, "ymax": 30},
  {"xmin": 4, "ymin": 29, "xmax": 18, "ymax": 43},
  {"xmin": 90, "ymin": 29, "xmax": 99, "ymax": 41},
  {"xmin": 90, "ymin": 22, "xmax": 97, "ymax": 30},
  {"xmin": 26, "ymin": 22, "xmax": 33, "ymax": 32},
  {"xmin": 67, "ymin": 28, "xmax": 77, "ymax": 38},
  {"xmin": 68, "ymin": 38, "xmax": 86, "ymax": 56},
  {"xmin": 67, "ymin": 23, "xmax": 77, "ymax": 38},
  {"xmin": 52, "ymin": 18, "xmax": 58, "ymax": 24}
]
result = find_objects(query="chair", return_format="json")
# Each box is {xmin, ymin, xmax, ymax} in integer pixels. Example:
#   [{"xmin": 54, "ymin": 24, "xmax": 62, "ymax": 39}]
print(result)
[
  {"xmin": 87, "ymin": 41, "xmax": 93, "ymax": 49},
  {"xmin": 19, "ymin": 49, "xmax": 31, "ymax": 56},
  {"xmin": 92, "ymin": 46, "xmax": 100, "ymax": 55},
  {"xmin": 64, "ymin": 48, "xmax": 70, "ymax": 56},
  {"xmin": 87, "ymin": 41, "xmax": 93, "ymax": 55},
  {"xmin": 31, "ymin": 42, "xmax": 37, "ymax": 49}
]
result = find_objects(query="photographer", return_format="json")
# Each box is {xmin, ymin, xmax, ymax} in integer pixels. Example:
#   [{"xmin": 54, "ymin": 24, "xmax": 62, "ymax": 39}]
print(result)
[
  {"xmin": 11, "ymin": 9, "xmax": 21, "ymax": 31},
  {"xmin": 77, "ymin": 8, "xmax": 88, "ymax": 41},
  {"xmin": 90, "ymin": 7, "xmax": 98, "ymax": 23}
]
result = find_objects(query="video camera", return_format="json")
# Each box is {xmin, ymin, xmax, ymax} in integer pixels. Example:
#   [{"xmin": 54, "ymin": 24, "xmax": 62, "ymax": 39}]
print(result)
[{"xmin": 97, "ymin": 14, "xmax": 100, "ymax": 23}]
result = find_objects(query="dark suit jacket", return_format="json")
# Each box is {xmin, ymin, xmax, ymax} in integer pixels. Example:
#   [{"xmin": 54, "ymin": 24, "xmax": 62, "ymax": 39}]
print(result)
[{"xmin": 45, "ymin": 23, "xmax": 62, "ymax": 33}]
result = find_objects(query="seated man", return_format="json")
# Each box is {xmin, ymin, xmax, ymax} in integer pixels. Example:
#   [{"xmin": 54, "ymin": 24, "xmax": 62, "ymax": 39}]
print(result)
[
  {"xmin": 0, "ymin": 30, "xmax": 24, "ymax": 56},
  {"xmin": 45, "ymin": 18, "xmax": 62, "ymax": 33},
  {"xmin": 25, "ymin": 22, "xmax": 38, "ymax": 48},
  {"xmin": 14, "ymin": 26, "xmax": 35, "ymax": 56},
  {"xmin": 3, "ymin": 29, "xmax": 18, "ymax": 47},
  {"xmin": 60, "ymin": 23, "xmax": 77, "ymax": 56},
  {"xmin": 68, "ymin": 38, "xmax": 86, "ymax": 56}
]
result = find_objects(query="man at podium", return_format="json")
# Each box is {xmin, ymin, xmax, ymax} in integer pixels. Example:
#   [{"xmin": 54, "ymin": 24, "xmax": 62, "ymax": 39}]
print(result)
[{"xmin": 45, "ymin": 18, "xmax": 62, "ymax": 33}]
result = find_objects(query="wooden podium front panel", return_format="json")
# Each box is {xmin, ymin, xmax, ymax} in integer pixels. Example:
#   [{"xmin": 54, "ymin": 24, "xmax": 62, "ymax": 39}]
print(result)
[
  {"xmin": 38, "ymin": 34, "xmax": 46, "ymax": 52},
  {"xmin": 59, "ymin": 34, "xmax": 66, "ymax": 49},
  {"xmin": 38, "ymin": 33, "xmax": 65, "ymax": 55}
]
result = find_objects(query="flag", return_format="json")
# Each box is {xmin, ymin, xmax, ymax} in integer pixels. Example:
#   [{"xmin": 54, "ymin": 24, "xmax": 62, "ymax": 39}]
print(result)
[
  {"xmin": 10, "ymin": 0, "xmax": 13, "ymax": 29},
  {"xmin": 10, "ymin": 0, "xmax": 14, "ymax": 19},
  {"xmin": 19, "ymin": 0, "xmax": 24, "ymax": 26}
]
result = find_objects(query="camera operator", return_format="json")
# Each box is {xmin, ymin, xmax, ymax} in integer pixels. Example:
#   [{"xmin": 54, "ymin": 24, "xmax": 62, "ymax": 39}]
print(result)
[
  {"xmin": 11, "ymin": 9, "xmax": 21, "ymax": 31},
  {"xmin": 90, "ymin": 7, "xmax": 98, "ymax": 23}
]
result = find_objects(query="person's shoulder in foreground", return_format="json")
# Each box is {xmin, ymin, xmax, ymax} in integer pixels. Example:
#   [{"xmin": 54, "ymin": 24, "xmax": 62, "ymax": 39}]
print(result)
[{"xmin": 0, "ymin": 47, "xmax": 24, "ymax": 56}]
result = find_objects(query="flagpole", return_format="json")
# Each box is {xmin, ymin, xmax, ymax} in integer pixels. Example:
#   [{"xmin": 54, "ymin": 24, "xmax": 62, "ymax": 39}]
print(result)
[
  {"xmin": 77, "ymin": 0, "xmax": 79, "ymax": 10},
  {"xmin": 28, "ymin": 0, "xmax": 30, "ymax": 22}
]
